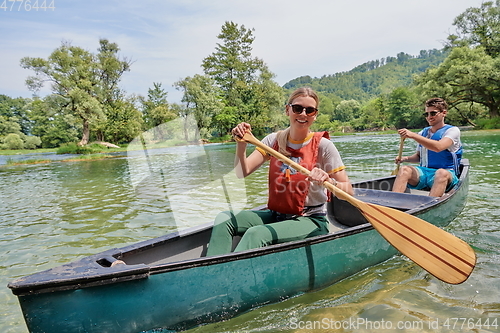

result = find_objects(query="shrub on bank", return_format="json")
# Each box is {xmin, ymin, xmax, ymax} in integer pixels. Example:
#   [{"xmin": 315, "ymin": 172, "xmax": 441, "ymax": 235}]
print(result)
[
  {"xmin": 2, "ymin": 134, "xmax": 24, "ymax": 150},
  {"xmin": 0, "ymin": 133, "xmax": 42, "ymax": 150},
  {"xmin": 57, "ymin": 143, "xmax": 108, "ymax": 155}
]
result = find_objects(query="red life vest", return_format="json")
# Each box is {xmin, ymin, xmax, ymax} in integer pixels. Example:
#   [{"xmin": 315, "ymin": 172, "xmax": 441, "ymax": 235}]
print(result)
[{"xmin": 267, "ymin": 131, "xmax": 329, "ymax": 215}]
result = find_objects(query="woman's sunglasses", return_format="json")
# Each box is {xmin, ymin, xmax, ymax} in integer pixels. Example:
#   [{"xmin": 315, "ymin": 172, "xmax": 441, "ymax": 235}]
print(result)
[
  {"xmin": 423, "ymin": 111, "xmax": 442, "ymax": 118},
  {"xmin": 288, "ymin": 104, "xmax": 318, "ymax": 116}
]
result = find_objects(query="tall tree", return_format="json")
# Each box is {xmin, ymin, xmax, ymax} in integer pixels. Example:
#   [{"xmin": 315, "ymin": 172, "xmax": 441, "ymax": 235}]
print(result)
[
  {"xmin": 202, "ymin": 21, "xmax": 261, "ymax": 106},
  {"xmin": 416, "ymin": 46, "xmax": 500, "ymax": 119},
  {"xmin": 21, "ymin": 41, "xmax": 102, "ymax": 145},
  {"xmin": 96, "ymin": 39, "xmax": 132, "ymax": 104},
  {"xmin": 447, "ymin": 0, "xmax": 500, "ymax": 57},
  {"xmin": 94, "ymin": 39, "xmax": 133, "ymax": 142},
  {"xmin": 201, "ymin": 21, "xmax": 283, "ymax": 135},
  {"xmin": 360, "ymin": 96, "xmax": 390, "ymax": 130},
  {"xmin": 103, "ymin": 97, "xmax": 143, "ymax": 143},
  {"xmin": 174, "ymin": 75, "xmax": 224, "ymax": 139},
  {"xmin": 21, "ymin": 39, "xmax": 132, "ymax": 145}
]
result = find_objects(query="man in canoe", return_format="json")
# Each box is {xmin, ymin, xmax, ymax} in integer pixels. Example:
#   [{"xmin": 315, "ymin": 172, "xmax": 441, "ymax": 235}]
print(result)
[
  {"xmin": 206, "ymin": 87, "xmax": 353, "ymax": 256},
  {"xmin": 392, "ymin": 98, "xmax": 463, "ymax": 197}
]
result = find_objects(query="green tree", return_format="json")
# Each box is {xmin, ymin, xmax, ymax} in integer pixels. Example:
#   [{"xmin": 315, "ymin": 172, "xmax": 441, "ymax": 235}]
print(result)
[
  {"xmin": 96, "ymin": 39, "xmax": 132, "ymax": 104},
  {"xmin": 416, "ymin": 1, "xmax": 500, "ymax": 125},
  {"xmin": 317, "ymin": 93, "xmax": 336, "ymax": 120},
  {"xmin": 360, "ymin": 96, "xmax": 389, "ymax": 130},
  {"xmin": 21, "ymin": 39, "xmax": 132, "ymax": 146},
  {"xmin": 447, "ymin": 0, "xmax": 500, "ymax": 57},
  {"xmin": 24, "ymin": 136, "xmax": 42, "ymax": 149},
  {"xmin": 0, "ymin": 97, "xmax": 43, "ymax": 149},
  {"xmin": 245, "ymin": 67, "xmax": 284, "ymax": 136},
  {"xmin": 102, "ymin": 97, "xmax": 143, "ymax": 144},
  {"xmin": 21, "ymin": 41, "xmax": 102, "ymax": 145},
  {"xmin": 174, "ymin": 75, "xmax": 224, "ymax": 139},
  {"xmin": 202, "ymin": 21, "xmax": 261, "ymax": 105},
  {"xmin": 0, "ymin": 95, "xmax": 31, "ymax": 135},
  {"xmin": 201, "ymin": 21, "xmax": 283, "ymax": 135},
  {"xmin": 416, "ymin": 46, "xmax": 500, "ymax": 119},
  {"xmin": 140, "ymin": 82, "xmax": 176, "ymax": 132},
  {"xmin": 28, "ymin": 97, "xmax": 80, "ymax": 148},
  {"xmin": 311, "ymin": 114, "xmax": 341, "ymax": 132},
  {"xmin": 0, "ymin": 116, "xmax": 22, "ymax": 137},
  {"xmin": 386, "ymin": 87, "xmax": 422, "ymax": 129},
  {"xmin": 333, "ymin": 100, "xmax": 360, "ymax": 122},
  {"xmin": 94, "ymin": 39, "xmax": 133, "ymax": 142}
]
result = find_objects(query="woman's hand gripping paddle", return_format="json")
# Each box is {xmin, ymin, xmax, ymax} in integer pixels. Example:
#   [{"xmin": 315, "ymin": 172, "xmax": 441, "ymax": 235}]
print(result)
[
  {"xmin": 392, "ymin": 137, "xmax": 406, "ymax": 175},
  {"xmin": 241, "ymin": 132, "xmax": 475, "ymax": 284}
]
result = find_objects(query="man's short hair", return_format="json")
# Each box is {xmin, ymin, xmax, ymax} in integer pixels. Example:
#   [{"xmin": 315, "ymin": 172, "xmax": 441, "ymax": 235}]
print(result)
[{"xmin": 425, "ymin": 98, "xmax": 448, "ymax": 112}]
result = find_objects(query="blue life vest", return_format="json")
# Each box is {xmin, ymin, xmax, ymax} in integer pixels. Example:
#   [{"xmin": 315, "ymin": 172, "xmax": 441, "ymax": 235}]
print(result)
[{"xmin": 418, "ymin": 124, "xmax": 463, "ymax": 175}]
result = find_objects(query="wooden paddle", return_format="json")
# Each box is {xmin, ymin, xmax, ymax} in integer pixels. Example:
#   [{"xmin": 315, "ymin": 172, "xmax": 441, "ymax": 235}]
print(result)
[
  {"xmin": 392, "ymin": 136, "xmax": 406, "ymax": 175},
  {"xmin": 241, "ymin": 132, "xmax": 476, "ymax": 284}
]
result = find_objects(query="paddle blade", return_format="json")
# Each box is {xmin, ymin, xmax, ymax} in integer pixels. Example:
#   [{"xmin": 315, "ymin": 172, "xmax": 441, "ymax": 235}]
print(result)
[
  {"xmin": 241, "ymin": 131, "xmax": 475, "ymax": 284},
  {"xmin": 361, "ymin": 202, "xmax": 476, "ymax": 284}
]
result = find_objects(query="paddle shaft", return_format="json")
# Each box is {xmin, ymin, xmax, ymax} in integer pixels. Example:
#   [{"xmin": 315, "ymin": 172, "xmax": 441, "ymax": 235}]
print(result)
[
  {"xmin": 241, "ymin": 132, "xmax": 475, "ymax": 284},
  {"xmin": 241, "ymin": 132, "xmax": 349, "ymax": 201},
  {"xmin": 392, "ymin": 137, "xmax": 406, "ymax": 175}
]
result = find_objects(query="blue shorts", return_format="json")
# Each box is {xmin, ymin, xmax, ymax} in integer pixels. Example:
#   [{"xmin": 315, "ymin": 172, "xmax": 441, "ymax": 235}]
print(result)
[{"xmin": 408, "ymin": 167, "xmax": 459, "ymax": 192}]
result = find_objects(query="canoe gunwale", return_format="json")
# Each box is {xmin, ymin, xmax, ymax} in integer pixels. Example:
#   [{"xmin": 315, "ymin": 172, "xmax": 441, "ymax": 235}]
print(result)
[{"xmin": 149, "ymin": 222, "xmax": 373, "ymax": 276}]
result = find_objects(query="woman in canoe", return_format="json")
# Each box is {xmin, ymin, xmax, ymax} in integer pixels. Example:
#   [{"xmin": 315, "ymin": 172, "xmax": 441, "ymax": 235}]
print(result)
[{"xmin": 206, "ymin": 87, "xmax": 353, "ymax": 256}]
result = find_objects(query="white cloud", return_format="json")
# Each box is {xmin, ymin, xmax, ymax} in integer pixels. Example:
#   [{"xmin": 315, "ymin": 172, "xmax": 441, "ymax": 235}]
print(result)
[{"xmin": 0, "ymin": 0, "xmax": 482, "ymax": 102}]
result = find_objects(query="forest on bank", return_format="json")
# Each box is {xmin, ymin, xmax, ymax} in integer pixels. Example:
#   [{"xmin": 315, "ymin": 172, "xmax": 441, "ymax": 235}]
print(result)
[{"xmin": 1, "ymin": 1, "xmax": 500, "ymax": 150}]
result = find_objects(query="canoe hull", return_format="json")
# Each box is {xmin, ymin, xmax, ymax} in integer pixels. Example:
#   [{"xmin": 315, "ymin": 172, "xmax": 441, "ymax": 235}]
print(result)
[{"xmin": 18, "ymin": 226, "xmax": 395, "ymax": 332}]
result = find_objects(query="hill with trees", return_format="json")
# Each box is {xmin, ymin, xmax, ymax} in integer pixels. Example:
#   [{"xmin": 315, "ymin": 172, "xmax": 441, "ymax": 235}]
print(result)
[{"xmin": 284, "ymin": 49, "xmax": 448, "ymax": 103}]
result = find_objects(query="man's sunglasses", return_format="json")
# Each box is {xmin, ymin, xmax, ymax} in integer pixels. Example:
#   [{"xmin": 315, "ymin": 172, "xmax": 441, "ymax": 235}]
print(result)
[
  {"xmin": 288, "ymin": 104, "xmax": 318, "ymax": 116},
  {"xmin": 422, "ymin": 111, "xmax": 442, "ymax": 118}
]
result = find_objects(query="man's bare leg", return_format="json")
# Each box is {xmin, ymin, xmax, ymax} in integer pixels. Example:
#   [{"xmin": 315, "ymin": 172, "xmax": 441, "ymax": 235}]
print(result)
[
  {"xmin": 429, "ymin": 169, "xmax": 451, "ymax": 197},
  {"xmin": 392, "ymin": 165, "xmax": 420, "ymax": 193}
]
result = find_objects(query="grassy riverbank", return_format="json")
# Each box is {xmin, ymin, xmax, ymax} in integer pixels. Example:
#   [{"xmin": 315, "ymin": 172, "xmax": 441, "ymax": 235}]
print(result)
[
  {"xmin": 3, "ymin": 154, "xmax": 118, "ymax": 166},
  {"xmin": 2, "ymin": 129, "xmax": 496, "ymax": 166}
]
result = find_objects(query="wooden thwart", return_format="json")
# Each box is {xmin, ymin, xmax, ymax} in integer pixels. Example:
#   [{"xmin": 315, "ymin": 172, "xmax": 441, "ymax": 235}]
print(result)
[{"xmin": 242, "ymin": 132, "xmax": 476, "ymax": 284}]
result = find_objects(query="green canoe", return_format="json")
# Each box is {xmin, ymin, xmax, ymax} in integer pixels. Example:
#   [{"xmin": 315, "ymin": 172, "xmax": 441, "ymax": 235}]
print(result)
[{"xmin": 8, "ymin": 160, "xmax": 470, "ymax": 333}]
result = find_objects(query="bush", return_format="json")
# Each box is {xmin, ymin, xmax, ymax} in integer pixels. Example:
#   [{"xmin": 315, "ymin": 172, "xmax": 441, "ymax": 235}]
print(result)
[
  {"xmin": 24, "ymin": 136, "xmax": 42, "ymax": 149},
  {"xmin": 2, "ymin": 133, "xmax": 24, "ymax": 150},
  {"xmin": 57, "ymin": 142, "xmax": 107, "ymax": 154}
]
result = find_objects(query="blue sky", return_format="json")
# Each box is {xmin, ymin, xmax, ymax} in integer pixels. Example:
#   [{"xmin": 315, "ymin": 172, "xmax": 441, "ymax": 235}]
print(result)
[{"xmin": 0, "ymin": 0, "xmax": 481, "ymax": 103}]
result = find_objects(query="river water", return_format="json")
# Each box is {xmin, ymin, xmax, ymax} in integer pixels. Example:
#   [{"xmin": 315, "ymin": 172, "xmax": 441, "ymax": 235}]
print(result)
[{"xmin": 1, "ymin": 130, "xmax": 499, "ymax": 333}]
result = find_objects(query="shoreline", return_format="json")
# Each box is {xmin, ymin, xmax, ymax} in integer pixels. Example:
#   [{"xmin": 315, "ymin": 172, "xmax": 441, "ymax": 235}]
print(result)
[{"xmin": 1, "ymin": 129, "xmax": 498, "ymax": 166}]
